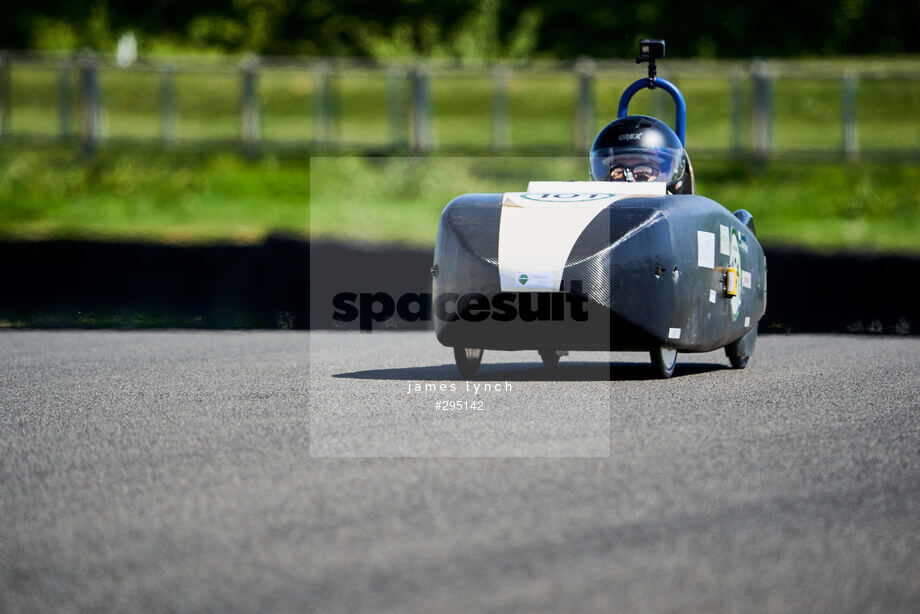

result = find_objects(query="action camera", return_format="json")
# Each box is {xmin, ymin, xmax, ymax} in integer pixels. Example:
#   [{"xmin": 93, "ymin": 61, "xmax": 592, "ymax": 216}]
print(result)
[{"xmin": 638, "ymin": 39, "xmax": 665, "ymax": 61}]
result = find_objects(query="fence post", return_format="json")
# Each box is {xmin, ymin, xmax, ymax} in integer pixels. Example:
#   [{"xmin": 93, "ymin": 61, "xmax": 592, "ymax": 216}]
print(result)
[
  {"xmin": 0, "ymin": 51, "xmax": 11, "ymax": 139},
  {"xmin": 730, "ymin": 69, "xmax": 743, "ymax": 153},
  {"xmin": 410, "ymin": 63, "xmax": 431, "ymax": 153},
  {"xmin": 78, "ymin": 54, "xmax": 101, "ymax": 156},
  {"xmin": 492, "ymin": 65, "xmax": 510, "ymax": 152},
  {"xmin": 160, "ymin": 65, "xmax": 176, "ymax": 146},
  {"xmin": 58, "ymin": 58, "xmax": 71, "ymax": 140},
  {"xmin": 575, "ymin": 60, "xmax": 596, "ymax": 152},
  {"xmin": 842, "ymin": 71, "xmax": 858, "ymax": 159},
  {"xmin": 751, "ymin": 59, "xmax": 773, "ymax": 160},
  {"xmin": 313, "ymin": 62, "xmax": 331, "ymax": 147},
  {"xmin": 241, "ymin": 59, "xmax": 260, "ymax": 156},
  {"xmin": 385, "ymin": 65, "xmax": 406, "ymax": 149}
]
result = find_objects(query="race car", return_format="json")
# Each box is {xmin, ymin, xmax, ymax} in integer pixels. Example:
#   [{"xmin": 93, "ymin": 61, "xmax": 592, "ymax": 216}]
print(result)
[{"xmin": 431, "ymin": 39, "xmax": 766, "ymax": 378}]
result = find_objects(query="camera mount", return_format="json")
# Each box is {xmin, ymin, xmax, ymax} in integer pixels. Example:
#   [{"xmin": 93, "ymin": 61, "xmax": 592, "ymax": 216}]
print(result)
[
  {"xmin": 635, "ymin": 39, "xmax": 666, "ymax": 89},
  {"xmin": 619, "ymin": 38, "xmax": 686, "ymax": 145}
]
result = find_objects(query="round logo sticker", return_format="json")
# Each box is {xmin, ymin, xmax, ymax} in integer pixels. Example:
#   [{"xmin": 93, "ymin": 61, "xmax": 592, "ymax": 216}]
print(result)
[
  {"xmin": 729, "ymin": 229, "xmax": 742, "ymax": 321},
  {"xmin": 518, "ymin": 273, "xmax": 528, "ymax": 286}
]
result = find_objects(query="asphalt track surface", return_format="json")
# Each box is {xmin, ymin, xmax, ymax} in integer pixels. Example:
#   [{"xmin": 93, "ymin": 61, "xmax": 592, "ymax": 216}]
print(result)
[{"xmin": 2, "ymin": 331, "xmax": 919, "ymax": 612}]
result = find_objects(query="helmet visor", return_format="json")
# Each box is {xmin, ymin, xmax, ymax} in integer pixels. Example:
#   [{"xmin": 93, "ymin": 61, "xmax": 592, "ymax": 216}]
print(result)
[{"xmin": 590, "ymin": 147, "xmax": 684, "ymax": 184}]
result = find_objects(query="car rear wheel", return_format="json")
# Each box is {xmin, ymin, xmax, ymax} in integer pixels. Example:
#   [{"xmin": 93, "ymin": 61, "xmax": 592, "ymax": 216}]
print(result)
[
  {"xmin": 454, "ymin": 347, "xmax": 483, "ymax": 378},
  {"xmin": 725, "ymin": 326, "xmax": 757, "ymax": 369},
  {"xmin": 650, "ymin": 346, "xmax": 677, "ymax": 379}
]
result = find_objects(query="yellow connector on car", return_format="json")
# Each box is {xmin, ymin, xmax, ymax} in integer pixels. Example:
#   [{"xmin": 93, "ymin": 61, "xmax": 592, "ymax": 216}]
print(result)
[{"xmin": 725, "ymin": 267, "xmax": 739, "ymax": 297}]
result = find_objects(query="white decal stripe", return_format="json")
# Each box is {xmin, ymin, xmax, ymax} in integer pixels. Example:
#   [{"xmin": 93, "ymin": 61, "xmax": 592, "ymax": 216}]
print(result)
[{"xmin": 498, "ymin": 195, "xmax": 611, "ymax": 292}]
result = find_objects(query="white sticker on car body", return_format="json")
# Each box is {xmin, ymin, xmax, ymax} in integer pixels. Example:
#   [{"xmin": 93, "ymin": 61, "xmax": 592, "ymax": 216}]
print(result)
[
  {"xmin": 697, "ymin": 231, "xmax": 715, "ymax": 268},
  {"xmin": 525, "ymin": 181, "xmax": 667, "ymax": 197},
  {"xmin": 498, "ymin": 189, "xmax": 667, "ymax": 293},
  {"xmin": 720, "ymin": 224, "xmax": 730, "ymax": 255},
  {"xmin": 514, "ymin": 271, "xmax": 556, "ymax": 289},
  {"xmin": 498, "ymin": 193, "xmax": 614, "ymax": 292}
]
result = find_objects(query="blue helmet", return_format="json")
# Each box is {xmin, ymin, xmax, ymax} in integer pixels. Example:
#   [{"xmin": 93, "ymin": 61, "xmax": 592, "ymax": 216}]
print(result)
[{"xmin": 590, "ymin": 115, "xmax": 687, "ymax": 192}]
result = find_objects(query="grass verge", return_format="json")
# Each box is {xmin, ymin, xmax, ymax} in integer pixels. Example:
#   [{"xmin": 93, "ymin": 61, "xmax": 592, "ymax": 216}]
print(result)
[{"xmin": 1, "ymin": 144, "xmax": 919, "ymax": 253}]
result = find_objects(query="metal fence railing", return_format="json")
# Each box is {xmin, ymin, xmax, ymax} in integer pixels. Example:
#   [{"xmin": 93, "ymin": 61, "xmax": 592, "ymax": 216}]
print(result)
[{"xmin": 1, "ymin": 51, "xmax": 918, "ymax": 158}]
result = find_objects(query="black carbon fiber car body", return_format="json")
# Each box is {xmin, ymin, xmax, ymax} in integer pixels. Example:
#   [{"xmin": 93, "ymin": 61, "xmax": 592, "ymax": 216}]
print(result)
[{"xmin": 432, "ymin": 193, "xmax": 766, "ymax": 353}]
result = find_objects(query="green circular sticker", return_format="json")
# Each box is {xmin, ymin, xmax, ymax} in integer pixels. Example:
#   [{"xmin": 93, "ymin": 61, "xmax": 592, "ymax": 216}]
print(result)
[
  {"xmin": 730, "ymin": 229, "xmax": 742, "ymax": 321},
  {"xmin": 518, "ymin": 273, "xmax": 528, "ymax": 286}
]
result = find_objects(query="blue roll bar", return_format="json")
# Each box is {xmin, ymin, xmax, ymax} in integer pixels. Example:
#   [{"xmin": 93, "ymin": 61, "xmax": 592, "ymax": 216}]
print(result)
[{"xmin": 617, "ymin": 77, "xmax": 687, "ymax": 146}]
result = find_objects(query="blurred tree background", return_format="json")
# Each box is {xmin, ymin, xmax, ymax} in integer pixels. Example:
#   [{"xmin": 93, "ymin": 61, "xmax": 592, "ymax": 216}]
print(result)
[
  {"xmin": 2, "ymin": 0, "xmax": 919, "ymax": 255},
  {"xmin": 5, "ymin": 0, "xmax": 919, "ymax": 58}
]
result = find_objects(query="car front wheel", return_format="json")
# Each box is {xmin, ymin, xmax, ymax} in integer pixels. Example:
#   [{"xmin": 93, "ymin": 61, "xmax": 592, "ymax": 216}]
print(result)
[
  {"xmin": 454, "ymin": 347, "xmax": 483, "ymax": 378},
  {"xmin": 650, "ymin": 346, "xmax": 677, "ymax": 379}
]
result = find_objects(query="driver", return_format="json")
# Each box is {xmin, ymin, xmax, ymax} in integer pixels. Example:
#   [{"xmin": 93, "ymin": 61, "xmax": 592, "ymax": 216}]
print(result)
[{"xmin": 589, "ymin": 115, "xmax": 692, "ymax": 194}]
